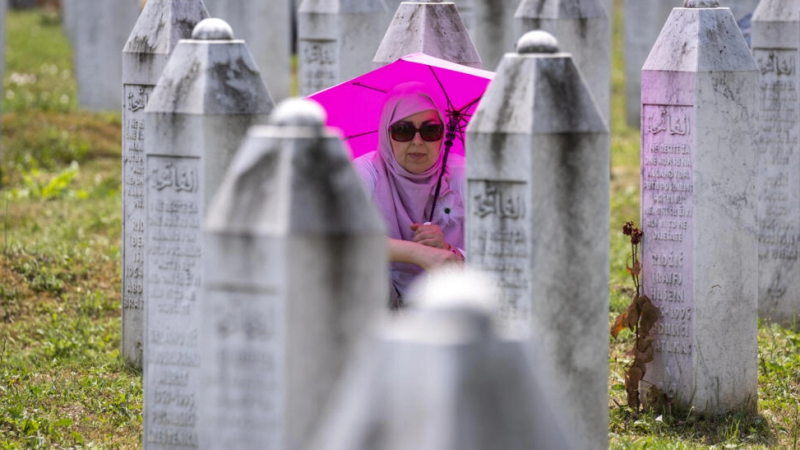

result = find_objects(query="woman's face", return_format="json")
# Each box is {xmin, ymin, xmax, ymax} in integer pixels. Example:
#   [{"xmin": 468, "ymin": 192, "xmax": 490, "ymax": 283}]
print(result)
[{"xmin": 390, "ymin": 110, "xmax": 443, "ymax": 174}]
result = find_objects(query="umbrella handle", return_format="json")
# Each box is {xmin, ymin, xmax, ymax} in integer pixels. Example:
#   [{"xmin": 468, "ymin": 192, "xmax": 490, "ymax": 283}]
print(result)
[{"xmin": 427, "ymin": 131, "xmax": 455, "ymax": 223}]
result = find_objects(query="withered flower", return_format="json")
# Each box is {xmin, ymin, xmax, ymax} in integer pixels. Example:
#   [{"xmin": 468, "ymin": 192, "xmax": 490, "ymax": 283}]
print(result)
[
  {"xmin": 623, "ymin": 221, "xmax": 634, "ymax": 236},
  {"xmin": 631, "ymin": 228, "xmax": 643, "ymax": 245}
]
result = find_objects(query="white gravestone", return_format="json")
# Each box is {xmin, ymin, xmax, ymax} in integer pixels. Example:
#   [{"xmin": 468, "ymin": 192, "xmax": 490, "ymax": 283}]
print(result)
[
  {"xmin": 752, "ymin": 0, "xmax": 800, "ymax": 325},
  {"xmin": 724, "ymin": 0, "xmax": 759, "ymax": 20},
  {"xmin": 373, "ymin": 1, "xmax": 482, "ymax": 69},
  {"xmin": 640, "ymin": 0, "xmax": 758, "ymax": 413},
  {"xmin": 515, "ymin": 0, "xmax": 611, "ymax": 124},
  {"xmin": 121, "ymin": 0, "xmax": 210, "ymax": 370},
  {"xmin": 308, "ymin": 269, "xmax": 577, "ymax": 450},
  {"xmin": 203, "ymin": 0, "xmax": 291, "ymax": 101},
  {"xmin": 201, "ymin": 99, "xmax": 387, "ymax": 450},
  {"xmin": 297, "ymin": 0, "xmax": 390, "ymax": 96},
  {"xmin": 623, "ymin": 0, "xmax": 678, "ymax": 127},
  {"xmin": 143, "ymin": 19, "xmax": 274, "ymax": 450},
  {"xmin": 466, "ymin": 31, "xmax": 610, "ymax": 450},
  {"xmin": 469, "ymin": 0, "xmax": 518, "ymax": 70},
  {"xmin": 61, "ymin": 0, "xmax": 78, "ymax": 44},
  {"xmin": 74, "ymin": 0, "xmax": 140, "ymax": 111}
]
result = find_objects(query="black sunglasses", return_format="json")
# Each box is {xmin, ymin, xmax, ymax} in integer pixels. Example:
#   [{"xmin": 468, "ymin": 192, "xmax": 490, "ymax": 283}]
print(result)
[{"xmin": 389, "ymin": 122, "xmax": 445, "ymax": 142}]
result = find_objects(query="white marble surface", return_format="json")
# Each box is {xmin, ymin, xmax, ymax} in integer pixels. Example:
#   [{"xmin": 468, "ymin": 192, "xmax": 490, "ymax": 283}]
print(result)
[
  {"xmin": 751, "ymin": 0, "xmax": 800, "ymax": 325},
  {"xmin": 640, "ymin": 5, "xmax": 758, "ymax": 414},
  {"xmin": 142, "ymin": 19, "xmax": 273, "ymax": 450},
  {"xmin": 373, "ymin": 1, "xmax": 481, "ymax": 69},
  {"xmin": 121, "ymin": 0, "xmax": 209, "ymax": 371},
  {"xmin": 74, "ymin": 0, "xmax": 140, "ymax": 111},
  {"xmin": 307, "ymin": 269, "xmax": 576, "ymax": 450},
  {"xmin": 469, "ymin": 0, "xmax": 518, "ymax": 71},
  {"xmin": 203, "ymin": 0, "xmax": 291, "ymax": 101},
  {"xmin": 515, "ymin": 0, "xmax": 611, "ymax": 124},
  {"xmin": 201, "ymin": 99, "xmax": 386, "ymax": 450},
  {"xmin": 297, "ymin": 0, "xmax": 390, "ymax": 95},
  {"xmin": 466, "ymin": 32, "xmax": 609, "ymax": 450}
]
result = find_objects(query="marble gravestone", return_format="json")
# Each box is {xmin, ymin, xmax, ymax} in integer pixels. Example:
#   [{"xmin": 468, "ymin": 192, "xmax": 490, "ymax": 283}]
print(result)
[
  {"xmin": 515, "ymin": 0, "xmax": 611, "ymax": 123},
  {"xmin": 752, "ymin": 0, "xmax": 800, "ymax": 325},
  {"xmin": 201, "ymin": 99, "xmax": 387, "ymax": 450},
  {"xmin": 61, "ymin": 0, "xmax": 78, "ymax": 44},
  {"xmin": 724, "ymin": 0, "xmax": 759, "ymax": 20},
  {"xmin": 373, "ymin": 1, "xmax": 482, "ymax": 69},
  {"xmin": 623, "ymin": 0, "xmax": 678, "ymax": 127},
  {"xmin": 469, "ymin": 0, "xmax": 518, "ymax": 71},
  {"xmin": 466, "ymin": 31, "xmax": 609, "ymax": 450},
  {"xmin": 640, "ymin": 0, "xmax": 758, "ymax": 413},
  {"xmin": 203, "ymin": 0, "xmax": 291, "ymax": 101},
  {"xmin": 297, "ymin": 0, "xmax": 390, "ymax": 96},
  {"xmin": 73, "ymin": 0, "xmax": 140, "ymax": 111},
  {"xmin": 121, "ymin": 0, "xmax": 210, "ymax": 369},
  {"xmin": 143, "ymin": 19, "xmax": 273, "ymax": 449},
  {"xmin": 307, "ymin": 269, "xmax": 576, "ymax": 450}
]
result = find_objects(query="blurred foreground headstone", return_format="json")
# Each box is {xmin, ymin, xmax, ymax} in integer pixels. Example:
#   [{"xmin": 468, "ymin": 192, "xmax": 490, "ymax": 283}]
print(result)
[
  {"xmin": 373, "ymin": 1, "xmax": 481, "ymax": 69},
  {"xmin": 752, "ymin": 0, "xmax": 800, "ymax": 326},
  {"xmin": 308, "ymin": 268, "xmax": 575, "ymax": 450},
  {"xmin": 640, "ymin": 0, "xmax": 758, "ymax": 413},
  {"xmin": 121, "ymin": 0, "xmax": 210, "ymax": 370},
  {"xmin": 466, "ymin": 30, "xmax": 610, "ymax": 450},
  {"xmin": 200, "ymin": 98, "xmax": 387, "ymax": 450},
  {"xmin": 74, "ymin": 0, "xmax": 140, "ymax": 111},
  {"xmin": 142, "ymin": 18, "xmax": 273, "ymax": 449},
  {"xmin": 203, "ymin": 0, "xmax": 291, "ymax": 101},
  {"xmin": 297, "ymin": 0, "xmax": 390, "ymax": 95}
]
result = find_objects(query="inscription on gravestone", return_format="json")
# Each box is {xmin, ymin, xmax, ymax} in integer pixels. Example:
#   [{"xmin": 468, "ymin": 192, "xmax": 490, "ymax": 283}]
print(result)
[
  {"xmin": 299, "ymin": 40, "xmax": 339, "ymax": 96},
  {"xmin": 467, "ymin": 180, "xmax": 531, "ymax": 336},
  {"xmin": 123, "ymin": 86, "xmax": 150, "ymax": 324},
  {"xmin": 755, "ymin": 49, "xmax": 799, "ymax": 300},
  {"xmin": 640, "ymin": 104, "xmax": 695, "ymax": 398},
  {"xmin": 203, "ymin": 284, "xmax": 282, "ymax": 447},
  {"xmin": 146, "ymin": 156, "xmax": 202, "ymax": 448}
]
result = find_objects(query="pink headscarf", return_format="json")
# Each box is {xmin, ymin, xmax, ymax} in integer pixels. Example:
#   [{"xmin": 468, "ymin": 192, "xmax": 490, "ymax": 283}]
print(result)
[{"xmin": 367, "ymin": 83, "xmax": 464, "ymax": 299}]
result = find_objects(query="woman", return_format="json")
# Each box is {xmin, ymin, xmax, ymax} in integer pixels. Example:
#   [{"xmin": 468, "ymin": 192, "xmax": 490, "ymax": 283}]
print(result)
[{"xmin": 353, "ymin": 83, "xmax": 465, "ymax": 308}]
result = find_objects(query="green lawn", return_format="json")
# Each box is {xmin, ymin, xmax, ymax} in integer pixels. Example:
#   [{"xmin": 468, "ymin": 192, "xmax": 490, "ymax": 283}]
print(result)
[{"xmin": 0, "ymin": 4, "xmax": 798, "ymax": 450}]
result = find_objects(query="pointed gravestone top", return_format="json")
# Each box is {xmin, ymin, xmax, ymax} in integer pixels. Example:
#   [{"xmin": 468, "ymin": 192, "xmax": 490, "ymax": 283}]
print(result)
[
  {"xmin": 644, "ymin": 5, "xmax": 758, "ymax": 73},
  {"xmin": 373, "ymin": 1, "xmax": 481, "ymax": 68},
  {"xmin": 123, "ymin": 0, "xmax": 210, "ymax": 56},
  {"xmin": 145, "ymin": 18, "xmax": 273, "ymax": 115},
  {"xmin": 753, "ymin": 0, "xmax": 800, "ymax": 21},
  {"xmin": 516, "ymin": 30, "xmax": 559, "ymax": 54}
]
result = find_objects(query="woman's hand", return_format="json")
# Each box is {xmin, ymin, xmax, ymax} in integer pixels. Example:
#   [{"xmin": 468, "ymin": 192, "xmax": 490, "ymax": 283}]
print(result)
[
  {"xmin": 410, "ymin": 223, "xmax": 447, "ymax": 249},
  {"xmin": 388, "ymin": 237, "xmax": 463, "ymax": 271}
]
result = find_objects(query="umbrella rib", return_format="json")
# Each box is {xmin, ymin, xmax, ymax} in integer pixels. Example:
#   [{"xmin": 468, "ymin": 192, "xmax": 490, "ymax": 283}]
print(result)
[
  {"xmin": 344, "ymin": 130, "xmax": 378, "ymax": 141},
  {"xmin": 351, "ymin": 82, "xmax": 388, "ymax": 94},
  {"xmin": 428, "ymin": 66, "xmax": 455, "ymax": 112}
]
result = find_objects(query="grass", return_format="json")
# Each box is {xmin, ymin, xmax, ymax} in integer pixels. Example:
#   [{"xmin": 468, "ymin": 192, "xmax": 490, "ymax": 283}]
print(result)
[{"xmin": 0, "ymin": 3, "xmax": 798, "ymax": 449}]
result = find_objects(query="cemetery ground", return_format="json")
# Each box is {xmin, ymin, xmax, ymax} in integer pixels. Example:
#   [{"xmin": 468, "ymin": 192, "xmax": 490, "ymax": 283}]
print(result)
[{"xmin": 0, "ymin": 5, "xmax": 798, "ymax": 450}]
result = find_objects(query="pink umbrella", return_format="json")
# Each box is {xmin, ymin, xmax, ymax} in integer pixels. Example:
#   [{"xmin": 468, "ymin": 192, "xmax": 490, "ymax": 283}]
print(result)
[
  {"xmin": 307, "ymin": 53, "xmax": 494, "ymax": 221},
  {"xmin": 307, "ymin": 53, "xmax": 495, "ymax": 160}
]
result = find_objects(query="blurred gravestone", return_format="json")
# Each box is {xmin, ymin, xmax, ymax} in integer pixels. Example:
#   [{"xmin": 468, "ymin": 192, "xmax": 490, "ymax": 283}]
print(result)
[
  {"xmin": 724, "ymin": 0, "xmax": 759, "ymax": 20},
  {"xmin": 622, "ymin": 0, "xmax": 677, "ymax": 127},
  {"xmin": 470, "ymin": 0, "xmax": 517, "ymax": 70},
  {"xmin": 308, "ymin": 268, "xmax": 576, "ymax": 450},
  {"xmin": 61, "ymin": 0, "xmax": 78, "ymax": 44},
  {"xmin": 640, "ymin": 1, "xmax": 758, "ymax": 413},
  {"xmin": 203, "ymin": 0, "xmax": 291, "ymax": 101},
  {"xmin": 373, "ymin": 1, "xmax": 481, "ymax": 69},
  {"xmin": 200, "ymin": 98, "xmax": 386, "ymax": 450},
  {"xmin": 143, "ymin": 18, "xmax": 273, "ymax": 449},
  {"xmin": 120, "ymin": 0, "xmax": 209, "ymax": 369},
  {"xmin": 73, "ymin": 0, "xmax": 140, "ymax": 111},
  {"xmin": 466, "ymin": 30, "xmax": 610, "ymax": 450},
  {"xmin": 297, "ymin": 0, "xmax": 390, "ymax": 96},
  {"xmin": 751, "ymin": 0, "xmax": 800, "ymax": 325},
  {"xmin": 515, "ymin": 0, "xmax": 611, "ymax": 123}
]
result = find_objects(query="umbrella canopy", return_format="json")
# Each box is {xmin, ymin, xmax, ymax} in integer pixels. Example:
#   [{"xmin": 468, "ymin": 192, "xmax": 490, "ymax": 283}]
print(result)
[{"xmin": 307, "ymin": 53, "xmax": 495, "ymax": 160}]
